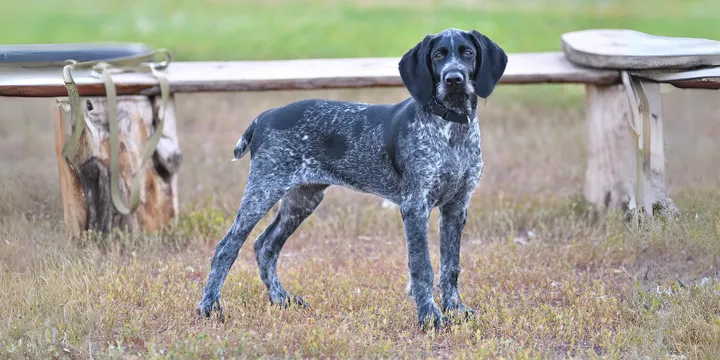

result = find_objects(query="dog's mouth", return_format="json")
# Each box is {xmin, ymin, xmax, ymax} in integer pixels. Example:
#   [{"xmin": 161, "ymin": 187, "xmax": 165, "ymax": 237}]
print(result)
[
  {"xmin": 443, "ymin": 82, "xmax": 469, "ymax": 93},
  {"xmin": 442, "ymin": 91, "xmax": 469, "ymax": 104},
  {"xmin": 435, "ymin": 82, "xmax": 474, "ymax": 114}
]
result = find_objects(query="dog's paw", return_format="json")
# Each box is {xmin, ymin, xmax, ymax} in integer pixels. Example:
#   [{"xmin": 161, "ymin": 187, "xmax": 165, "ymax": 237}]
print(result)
[
  {"xmin": 196, "ymin": 298, "xmax": 224, "ymax": 321},
  {"xmin": 417, "ymin": 302, "xmax": 449, "ymax": 331},
  {"xmin": 444, "ymin": 304, "xmax": 477, "ymax": 321},
  {"xmin": 270, "ymin": 291, "xmax": 307, "ymax": 309},
  {"xmin": 442, "ymin": 300, "xmax": 477, "ymax": 321}
]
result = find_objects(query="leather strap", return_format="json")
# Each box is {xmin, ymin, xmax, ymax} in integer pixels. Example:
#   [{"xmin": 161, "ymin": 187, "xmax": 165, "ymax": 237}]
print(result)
[{"xmin": 61, "ymin": 49, "xmax": 172, "ymax": 216}]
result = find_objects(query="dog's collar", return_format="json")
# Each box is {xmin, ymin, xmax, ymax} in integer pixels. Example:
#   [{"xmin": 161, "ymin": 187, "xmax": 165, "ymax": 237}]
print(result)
[{"xmin": 427, "ymin": 98, "xmax": 470, "ymax": 124}]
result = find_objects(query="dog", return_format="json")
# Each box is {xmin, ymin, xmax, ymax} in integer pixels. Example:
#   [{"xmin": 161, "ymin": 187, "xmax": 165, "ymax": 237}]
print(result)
[{"xmin": 196, "ymin": 28, "xmax": 508, "ymax": 330}]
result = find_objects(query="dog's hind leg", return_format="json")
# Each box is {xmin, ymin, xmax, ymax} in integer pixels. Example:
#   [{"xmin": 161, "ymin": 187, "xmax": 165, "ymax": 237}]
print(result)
[
  {"xmin": 196, "ymin": 169, "xmax": 291, "ymax": 318},
  {"xmin": 253, "ymin": 184, "xmax": 327, "ymax": 307}
]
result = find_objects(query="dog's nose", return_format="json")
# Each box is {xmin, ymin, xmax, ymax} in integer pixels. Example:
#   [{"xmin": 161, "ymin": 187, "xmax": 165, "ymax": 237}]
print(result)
[{"xmin": 444, "ymin": 71, "xmax": 464, "ymax": 85}]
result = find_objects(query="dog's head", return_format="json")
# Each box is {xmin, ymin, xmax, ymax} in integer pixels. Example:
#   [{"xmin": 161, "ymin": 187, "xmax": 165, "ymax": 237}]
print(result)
[{"xmin": 398, "ymin": 29, "xmax": 508, "ymax": 114}]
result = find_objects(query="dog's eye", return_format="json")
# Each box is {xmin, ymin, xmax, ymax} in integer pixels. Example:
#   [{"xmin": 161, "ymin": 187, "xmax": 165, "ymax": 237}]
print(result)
[
  {"xmin": 434, "ymin": 52, "xmax": 444, "ymax": 60},
  {"xmin": 86, "ymin": 100, "xmax": 93, "ymax": 111},
  {"xmin": 463, "ymin": 49, "xmax": 473, "ymax": 57}
]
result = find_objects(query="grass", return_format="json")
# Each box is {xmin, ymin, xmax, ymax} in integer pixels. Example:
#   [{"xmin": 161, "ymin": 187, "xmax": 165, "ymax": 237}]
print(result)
[
  {"xmin": 1, "ymin": 0, "xmax": 720, "ymax": 358},
  {"xmin": 3, "ymin": 180, "xmax": 720, "ymax": 358},
  {"xmin": 1, "ymin": 0, "xmax": 719, "ymax": 61}
]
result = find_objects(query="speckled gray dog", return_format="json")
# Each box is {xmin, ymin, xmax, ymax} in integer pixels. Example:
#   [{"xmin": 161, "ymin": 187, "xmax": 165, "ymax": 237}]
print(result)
[{"xmin": 197, "ymin": 28, "xmax": 508, "ymax": 329}]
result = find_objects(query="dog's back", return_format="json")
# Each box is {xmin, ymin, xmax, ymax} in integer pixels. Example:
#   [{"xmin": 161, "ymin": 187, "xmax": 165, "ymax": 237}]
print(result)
[{"xmin": 232, "ymin": 98, "xmax": 417, "ymax": 202}]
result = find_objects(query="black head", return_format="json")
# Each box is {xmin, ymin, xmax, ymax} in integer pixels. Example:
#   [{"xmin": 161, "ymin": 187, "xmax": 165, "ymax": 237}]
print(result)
[{"xmin": 398, "ymin": 29, "xmax": 508, "ymax": 115}]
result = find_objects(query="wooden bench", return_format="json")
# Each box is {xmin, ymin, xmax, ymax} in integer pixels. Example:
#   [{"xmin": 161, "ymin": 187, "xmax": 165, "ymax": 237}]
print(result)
[
  {"xmin": 1, "ymin": 30, "xmax": 718, "ymax": 233},
  {"xmin": 0, "ymin": 52, "xmax": 619, "ymax": 96},
  {"xmin": 563, "ymin": 29, "xmax": 720, "ymax": 218}
]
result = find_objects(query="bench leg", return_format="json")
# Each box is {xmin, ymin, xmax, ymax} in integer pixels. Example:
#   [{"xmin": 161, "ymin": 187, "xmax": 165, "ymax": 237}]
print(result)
[
  {"xmin": 583, "ymin": 83, "xmax": 677, "ymax": 217},
  {"xmin": 53, "ymin": 95, "xmax": 182, "ymax": 235},
  {"xmin": 638, "ymin": 81, "xmax": 677, "ymax": 217}
]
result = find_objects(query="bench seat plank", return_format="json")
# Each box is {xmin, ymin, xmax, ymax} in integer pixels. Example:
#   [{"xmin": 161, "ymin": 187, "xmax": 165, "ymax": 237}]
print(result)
[
  {"xmin": 0, "ymin": 52, "xmax": 620, "ymax": 97},
  {"xmin": 0, "ymin": 43, "xmax": 150, "ymax": 66},
  {"xmin": 633, "ymin": 67, "xmax": 720, "ymax": 89},
  {"xmin": 562, "ymin": 29, "xmax": 720, "ymax": 70}
]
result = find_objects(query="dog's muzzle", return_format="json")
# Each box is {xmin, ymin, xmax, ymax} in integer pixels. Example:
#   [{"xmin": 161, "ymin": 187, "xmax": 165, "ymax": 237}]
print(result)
[{"xmin": 443, "ymin": 71, "xmax": 464, "ymax": 85}]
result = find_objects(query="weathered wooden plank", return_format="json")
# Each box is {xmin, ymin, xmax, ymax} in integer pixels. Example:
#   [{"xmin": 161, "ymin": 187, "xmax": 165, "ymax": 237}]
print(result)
[
  {"xmin": 0, "ymin": 43, "xmax": 150, "ymax": 67},
  {"xmin": 0, "ymin": 52, "xmax": 621, "ymax": 97},
  {"xmin": 632, "ymin": 67, "xmax": 720, "ymax": 90},
  {"xmin": 563, "ymin": 29, "xmax": 720, "ymax": 70},
  {"xmin": 639, "ymin": 80, "xmax": 677, "ymax": 216},
  {"xmin": 663, "ymin": 79, "xmax": 720, "ymax": 90}
]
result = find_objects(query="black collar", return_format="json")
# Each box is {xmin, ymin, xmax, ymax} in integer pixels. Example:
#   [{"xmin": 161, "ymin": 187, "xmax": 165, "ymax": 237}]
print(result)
[{"xmin": 427, "ymin": 98, "xmax": 470, "ymax": 124}]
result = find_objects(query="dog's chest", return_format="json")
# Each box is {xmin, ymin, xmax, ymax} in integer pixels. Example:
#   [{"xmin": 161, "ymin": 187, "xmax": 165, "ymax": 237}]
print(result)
[{"xmin": 422, "ymin": 123, "xmax": 482, "ymax": 204}]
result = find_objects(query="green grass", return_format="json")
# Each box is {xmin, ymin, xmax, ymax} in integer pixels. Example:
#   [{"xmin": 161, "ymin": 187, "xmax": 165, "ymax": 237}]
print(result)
[{"xmin": 1, "ymin": 0, "xmax": 719, "ymax": 61}]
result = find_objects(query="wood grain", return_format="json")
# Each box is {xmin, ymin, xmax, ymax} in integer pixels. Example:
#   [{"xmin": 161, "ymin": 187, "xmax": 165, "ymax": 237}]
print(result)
[
  {"xmin": 563, "ymin": 29, "xmax": 720, "ymax": 70},
  {"xmin": 583, "ymin": 82, "xmax": 677, "ymax": 216},
  {"xmin": 0, "ymin": 43, "xmax": 150, "ymax": 67},
  {"xmin": 640, "ymin": 81, "xmax": 677, "ymax": 216},
  {"xmin": 632, "ymin": 67, "xmax": 720, "ymax": 90},
  {"xmin": 0, "ymin": 52, "xmax": 621, "ymax": 97},
  {"xmin": 583, "ymin": 84, "xmax": 636, "ymax": 211},
  {"xmin": 53, "ymin": 101, "xmax": 87, "ymax": 234},
  {"xmin": 53, "ymin": 95, "xmax": 181, "ymax": 234}
]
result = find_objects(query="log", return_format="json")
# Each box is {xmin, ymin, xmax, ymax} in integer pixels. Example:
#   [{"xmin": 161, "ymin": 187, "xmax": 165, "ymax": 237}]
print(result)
[
  {"xmin": 583, "ymin": 83, "xmax": 678, "ymax": 217},
  {"xmin": 53, "ymin": 95, "xmax": 181, "ymax": 234}
]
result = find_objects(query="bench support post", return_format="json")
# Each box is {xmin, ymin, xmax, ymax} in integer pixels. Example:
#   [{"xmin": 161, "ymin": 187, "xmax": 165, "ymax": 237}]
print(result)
[
  {"xmin": 583, "ymin": 82, "xmax": 677, "ymax": 217},
  {"xmin": 53, "ymin": 95, "xmax": 182, "ymax": 234},
  {"xmin": 637, "ymin": 80, "xmax": 678, "ymax": 216}
]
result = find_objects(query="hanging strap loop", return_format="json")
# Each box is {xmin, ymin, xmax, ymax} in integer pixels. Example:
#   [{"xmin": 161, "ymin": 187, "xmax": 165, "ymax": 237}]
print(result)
[{"xmin": 61, "ymin": 49, "xmax": 172, "ymax": 215}]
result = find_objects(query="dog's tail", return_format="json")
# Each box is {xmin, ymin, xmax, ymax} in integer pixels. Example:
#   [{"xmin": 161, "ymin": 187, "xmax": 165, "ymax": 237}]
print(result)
[
  {"xmin": 233, "ymin": 108, "xmax": 277, "ymax": 161},
  {"xmin": 232, "ymin": 120, "xmax": 257, "ymax": 161}
]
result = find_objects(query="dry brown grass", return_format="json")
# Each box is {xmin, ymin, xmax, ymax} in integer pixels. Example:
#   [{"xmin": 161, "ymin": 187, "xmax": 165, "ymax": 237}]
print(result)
[{"xmin": 1, "ymin": 85, "xmax": 720, "ymax": 358}]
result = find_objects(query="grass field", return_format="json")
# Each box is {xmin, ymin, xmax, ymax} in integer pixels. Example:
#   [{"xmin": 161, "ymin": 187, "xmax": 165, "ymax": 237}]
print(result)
[
  {"xmin": 2, "ymin": 0, "xmax": 720, "ymax": 358},
  {"xmin": 2, "ymin": 0, "xmax": 720, "ymax": 61}
]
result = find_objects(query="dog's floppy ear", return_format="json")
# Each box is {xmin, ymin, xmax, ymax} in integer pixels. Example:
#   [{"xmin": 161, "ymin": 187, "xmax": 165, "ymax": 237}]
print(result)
[
  {"xmin": 468, "ymin": 30, "xmax": 508, "ymax": 99},
  {"xmin": 398, "ymin": 35, "xmax": 435, "ymax": 105}
]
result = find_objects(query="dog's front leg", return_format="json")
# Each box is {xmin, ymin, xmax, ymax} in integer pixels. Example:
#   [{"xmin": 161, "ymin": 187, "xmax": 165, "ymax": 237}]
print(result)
[
  {"xmin": 439, "ymin": 197, "xmax": 476, "ymax": 319},
  {"xmin": 401, "ymin": 200, "xmax": 448, "ymax": 330}
]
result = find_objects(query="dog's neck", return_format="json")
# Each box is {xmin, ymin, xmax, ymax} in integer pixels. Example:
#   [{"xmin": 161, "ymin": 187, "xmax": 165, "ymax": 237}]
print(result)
[{"xmin": 427, "ymin": 96, "xmax": 477, "ymax": 124}]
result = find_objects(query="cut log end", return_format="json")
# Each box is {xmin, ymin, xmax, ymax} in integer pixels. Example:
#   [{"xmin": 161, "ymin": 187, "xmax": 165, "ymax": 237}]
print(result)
[{"xmin": 53, "ymin": 95, "xmax": 181, "ymax": 235}]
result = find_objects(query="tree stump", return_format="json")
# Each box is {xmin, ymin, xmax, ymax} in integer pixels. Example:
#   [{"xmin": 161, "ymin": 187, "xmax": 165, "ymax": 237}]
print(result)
[
  {"xmin": 53, "ymin": 95, "xmax": 182, "ymax": 234},
  {"xmin": 583, "ymin": 82, "xmax": 678, "ymax": 217}
]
